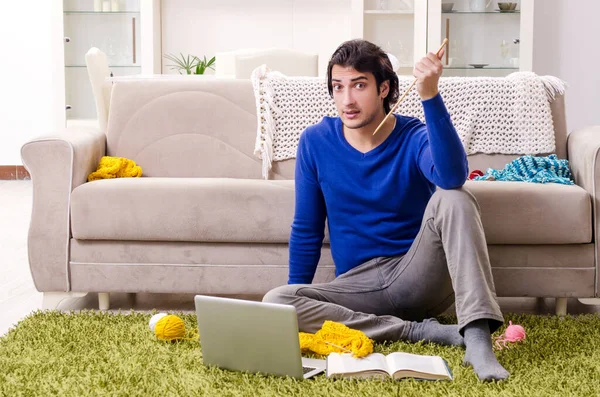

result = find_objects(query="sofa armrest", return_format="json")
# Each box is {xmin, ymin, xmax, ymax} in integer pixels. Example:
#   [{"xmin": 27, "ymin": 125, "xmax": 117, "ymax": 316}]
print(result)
[
  {"xmin": 568, "ymin": 125, "xmax": 600, "ymax": 297},
  {"xmin": 21, "ymin": 127, "xmax": 106, "ymax": 292}
]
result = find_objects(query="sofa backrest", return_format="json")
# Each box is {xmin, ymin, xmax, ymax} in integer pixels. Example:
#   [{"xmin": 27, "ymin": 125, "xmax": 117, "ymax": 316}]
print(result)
[
  {"xmin": 106, "ymin": 78, "xmax": 264, "ymax": 178},
  {"xmin": 106, "ymin": 78, "xmax": 567, "ymax": 180}
]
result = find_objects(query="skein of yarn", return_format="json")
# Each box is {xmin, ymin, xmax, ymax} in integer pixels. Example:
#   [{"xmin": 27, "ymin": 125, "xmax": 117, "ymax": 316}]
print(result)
[{"xmin": 149, "ymin": 313, "xmax": 198, "ymax": 341}]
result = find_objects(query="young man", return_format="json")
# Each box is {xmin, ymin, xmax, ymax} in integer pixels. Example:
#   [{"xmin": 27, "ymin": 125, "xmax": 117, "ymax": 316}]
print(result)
[{"xmin": 263, "ymin": 39, "xmax": 509, "ymax": 381}]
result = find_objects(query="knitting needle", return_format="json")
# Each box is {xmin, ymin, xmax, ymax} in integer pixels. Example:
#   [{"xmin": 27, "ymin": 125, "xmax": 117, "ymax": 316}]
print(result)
[
  {"xmin": 373, "ymin": 38, "xmax": 449, "ymax": 136},
  {"xmin": 324, "ymin": 341, "xmax": 353, "ymax": 354}
]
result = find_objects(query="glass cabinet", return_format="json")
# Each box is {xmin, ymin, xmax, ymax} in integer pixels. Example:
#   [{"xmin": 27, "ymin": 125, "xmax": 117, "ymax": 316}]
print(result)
[
  {"xmin": 62, "ymin": 0, "xmax": 142, "ymax": 123},
  {"xmin": 351, "ymin": 0, "xmax": 533, "ymax": 77},
  {"xmin": 351, "ymin": 0, "xmax": 428, "ymax": 75},
  {"xmin": 428, "ymin": 0, "xmax": 533, "ymax": 76}
]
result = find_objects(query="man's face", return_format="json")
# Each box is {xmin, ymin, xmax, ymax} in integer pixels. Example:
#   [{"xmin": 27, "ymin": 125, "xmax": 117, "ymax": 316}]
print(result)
[{"xmin": 331, "ymin": 65, "xmax": 389, "ymax": 130}]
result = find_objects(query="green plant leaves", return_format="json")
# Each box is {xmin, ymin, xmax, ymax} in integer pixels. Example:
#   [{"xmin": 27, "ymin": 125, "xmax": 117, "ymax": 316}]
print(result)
[{"xmin": 164, "ymin": 53, "xmax": 216, "ymax": 75}]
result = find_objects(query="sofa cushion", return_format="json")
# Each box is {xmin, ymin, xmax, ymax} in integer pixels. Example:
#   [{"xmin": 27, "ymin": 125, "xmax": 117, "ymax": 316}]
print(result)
[
  {"xmin": 71, "ymin": 178, "xmax": 297, "ymax": 243},
  {"xmin": 464, "ymin": 180, "xmax": 591, "ymax": 244},
  {"xmin": 70, "ymin": 178, "xmax": 591, "ymax": 245}
]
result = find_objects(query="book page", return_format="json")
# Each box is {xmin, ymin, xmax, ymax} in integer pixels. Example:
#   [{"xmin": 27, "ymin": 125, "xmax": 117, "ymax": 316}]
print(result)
[
  {"xmin": 386, "ymin": 352, "xmax": 451, "ymax": 380},
  {"xmin": 326, "ymin": 353, "xmax": 390, "ymax": 379}
]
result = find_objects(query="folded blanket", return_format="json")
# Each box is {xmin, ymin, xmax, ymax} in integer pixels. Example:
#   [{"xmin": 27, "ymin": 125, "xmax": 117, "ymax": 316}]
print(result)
[
  {"xmin": 252, "ymin": 67, "xmax": 566, "ymax": 179},
  {"xmin": 299, "ymin": 320, "xmax": 373, "ymax": 358},
  {"xmin": 474, "ymin": 154, "xmax": 574, "ymax": 185},
  {"xmin": 87, "ymin": 156, "xmax": 143, "ymax": 182}
]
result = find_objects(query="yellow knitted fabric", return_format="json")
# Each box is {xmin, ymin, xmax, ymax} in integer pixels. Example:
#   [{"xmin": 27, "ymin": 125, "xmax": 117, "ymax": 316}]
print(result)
[
  {"xmin": 88, "ymin": 156, "xmax": 143, "ymax": 182},
  {"xmin": 299, "ymin": 321, "xmax": 374, "ymax": 358}
]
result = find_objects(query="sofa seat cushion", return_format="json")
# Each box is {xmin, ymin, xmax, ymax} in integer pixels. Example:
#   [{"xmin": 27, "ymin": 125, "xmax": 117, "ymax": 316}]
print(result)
[
  {"xmin": 464, "ymin": 180, "xmax": 591, "ymax": 244},
  {"xmin": 70, "ymin": 178, "xmax": 297, "ymax": 243},
  {"xmin": 70, "ymin": 178, "xmax": 591, "ymax": 245}
]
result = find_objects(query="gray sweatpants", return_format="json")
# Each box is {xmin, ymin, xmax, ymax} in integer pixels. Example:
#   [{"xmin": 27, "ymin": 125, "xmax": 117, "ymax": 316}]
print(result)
[{"xmin": 263, "ymin": 187, "xmax": 504, "ymax": 342}]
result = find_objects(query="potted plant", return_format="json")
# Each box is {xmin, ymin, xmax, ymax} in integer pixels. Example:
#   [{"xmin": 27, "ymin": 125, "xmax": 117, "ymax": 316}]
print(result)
[{"xmin": 163, "ymin": 53, "xmax": 216, "ymax": 75}]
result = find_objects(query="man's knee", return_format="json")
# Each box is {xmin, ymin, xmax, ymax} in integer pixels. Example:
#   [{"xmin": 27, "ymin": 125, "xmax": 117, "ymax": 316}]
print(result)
[
  {"xmin": 262, "ymin": 284, "xmax": 300, "ymax": 305},
  {"xmin": 432, "ymin": 186, "xmax": 480, "ymax": 213}
]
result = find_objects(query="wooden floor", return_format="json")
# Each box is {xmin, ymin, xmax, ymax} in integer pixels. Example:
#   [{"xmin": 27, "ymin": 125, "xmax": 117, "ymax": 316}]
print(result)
[{"xmin": 1, "ymin": 180, "xmax": 599, "ymax": 336}]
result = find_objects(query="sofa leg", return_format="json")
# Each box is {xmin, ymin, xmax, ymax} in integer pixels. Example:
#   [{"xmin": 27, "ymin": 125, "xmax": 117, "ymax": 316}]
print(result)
[
  {"xmin": 555, "ymin": 297, "xmax": 568, "ymax": 316},
  {"xmin": 98, "ymin": 293, "xmax": 110, "ymax": 311},
  {"xmin": 578, "ymin": 298, "xmax": 600, "ymax": 306},
  {"xmin": 42, "ymin": 292, "xmax": 88, "ymax": 310}
]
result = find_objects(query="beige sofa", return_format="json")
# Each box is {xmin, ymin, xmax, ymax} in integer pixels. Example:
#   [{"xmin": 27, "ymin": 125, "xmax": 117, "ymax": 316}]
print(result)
[{"xmin": 21, "ymin": 78, "xmax": 600, "ymax": 314}]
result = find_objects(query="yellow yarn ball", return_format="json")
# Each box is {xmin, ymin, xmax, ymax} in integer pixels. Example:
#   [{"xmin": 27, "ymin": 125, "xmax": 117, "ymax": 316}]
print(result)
[{"xmin": 154, "ymin": 314, "xmax": 187, "ymax": 341}]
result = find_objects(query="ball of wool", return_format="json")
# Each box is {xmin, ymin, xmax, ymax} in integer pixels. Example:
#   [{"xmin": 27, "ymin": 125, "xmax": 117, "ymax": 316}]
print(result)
[
  {"xmin": 153, "ymin": 314, "xmax": 187, "ymax": 341},
  {"xmin": 494, "ymin": 320, "xmax": 526, "ymax": 350},
  {"xmin": 149, "ymin": 313, "xmax": 168, "ymax": 332},
  {"xmin": 504, "ymin": 321, "xmax": 526, "ymax": 341}
]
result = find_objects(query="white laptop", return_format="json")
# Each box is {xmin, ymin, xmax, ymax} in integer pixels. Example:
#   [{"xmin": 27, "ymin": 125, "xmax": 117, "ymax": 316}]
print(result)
[{"xmin": 194, "ymin": 295, "xmax": 326, "ymax": 379}]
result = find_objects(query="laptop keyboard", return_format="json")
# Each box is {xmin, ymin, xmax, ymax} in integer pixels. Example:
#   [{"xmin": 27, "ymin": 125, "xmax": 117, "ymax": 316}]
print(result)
[{"xmin": 302, "ymin": 366, "xmax": 317, "ymax": 375}]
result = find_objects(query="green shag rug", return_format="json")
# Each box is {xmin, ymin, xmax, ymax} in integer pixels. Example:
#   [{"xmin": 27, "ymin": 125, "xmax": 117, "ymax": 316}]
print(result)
[{"xmin": 1, "ymin": 311, "xmax": 600, "ymax": 396}]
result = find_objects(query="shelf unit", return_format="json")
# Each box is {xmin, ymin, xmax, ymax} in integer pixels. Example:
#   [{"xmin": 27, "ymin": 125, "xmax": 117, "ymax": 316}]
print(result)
[
  {"xmin": 441, "ymin": 11, "xmax": 521, "ymax": 14},
  {"xmin": 57, "ymin": 0, "xmax": 161, "ymax": 127},
  {"xmin": 350, "ymin": 0, "xmax": 532, "ymax": 77},
  {"xmin": 351, "ymin": 0, "xmax": 428, "ymax": 75},
  {"xmin": 446, "ymin": 67, "xmax": 519, "ymax": 70},
  {"xmin": 63, "ymin": 11, "xmax": 142, "ymax": 14},
  {"xmin": 428, "ymin": 0, "xmax": 533, "ymax": 76}
]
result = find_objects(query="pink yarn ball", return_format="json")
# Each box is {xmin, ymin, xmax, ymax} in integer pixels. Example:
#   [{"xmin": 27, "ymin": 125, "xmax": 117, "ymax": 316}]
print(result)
[{"xmin": 504, "ymin": 321, "xmax": 526, "ymax": 342}]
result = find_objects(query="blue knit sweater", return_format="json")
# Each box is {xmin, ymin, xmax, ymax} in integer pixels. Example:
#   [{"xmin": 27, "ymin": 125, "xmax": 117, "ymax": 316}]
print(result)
[{"xmin": 289, "ymin": 93, "xmax": 469, "ymax": 284}]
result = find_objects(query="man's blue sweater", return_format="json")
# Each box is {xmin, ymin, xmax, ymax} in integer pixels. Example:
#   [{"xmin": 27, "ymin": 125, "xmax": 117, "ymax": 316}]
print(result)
[{"xmin": 288, "ymin": 93, "xmax": 469, "ymax": 284}]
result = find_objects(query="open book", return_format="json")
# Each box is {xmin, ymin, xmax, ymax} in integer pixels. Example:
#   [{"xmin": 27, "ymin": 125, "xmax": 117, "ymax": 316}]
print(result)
[{"xmin": 326, "ymin": 352, "xmax": 453, "ymax": 381}]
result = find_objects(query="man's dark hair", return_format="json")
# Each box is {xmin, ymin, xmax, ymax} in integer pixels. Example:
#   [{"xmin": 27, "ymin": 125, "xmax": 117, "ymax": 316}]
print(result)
[{"xmin": 327, "ymin": 39, "xmax": 399, "ymax": 114}]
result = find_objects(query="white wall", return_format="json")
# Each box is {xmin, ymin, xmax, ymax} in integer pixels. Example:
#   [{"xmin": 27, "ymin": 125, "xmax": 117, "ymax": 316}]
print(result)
[
  {"xmin": 532, "ymin": 0, "xmax": 600, "ymax": 133},
  {"xmin": 162, "ymin": 0, "xmax": 600, "ymax": 133},
  {"xmin": 0, "ymin": 1, "xmax": 59, "ymax": 165},
  {"xmin": 0, "ymin": 0, "xmax": 597, "ymax": 166},
  {"xmin": 161, "ymin": 0, "xmax": 352, "ymax": 76}
]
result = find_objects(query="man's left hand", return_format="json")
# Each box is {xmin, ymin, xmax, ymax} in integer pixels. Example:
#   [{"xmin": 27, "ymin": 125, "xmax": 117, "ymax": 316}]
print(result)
[{"xmin": 414, "ymin": 48, "xmax": 445, "ymax": 101}]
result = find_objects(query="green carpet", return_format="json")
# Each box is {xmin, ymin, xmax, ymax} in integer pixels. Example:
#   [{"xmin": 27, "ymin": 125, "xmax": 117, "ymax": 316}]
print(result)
[{"xmin": 1, "ymin": 311, "xmax": 600, "ymax": 396}]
